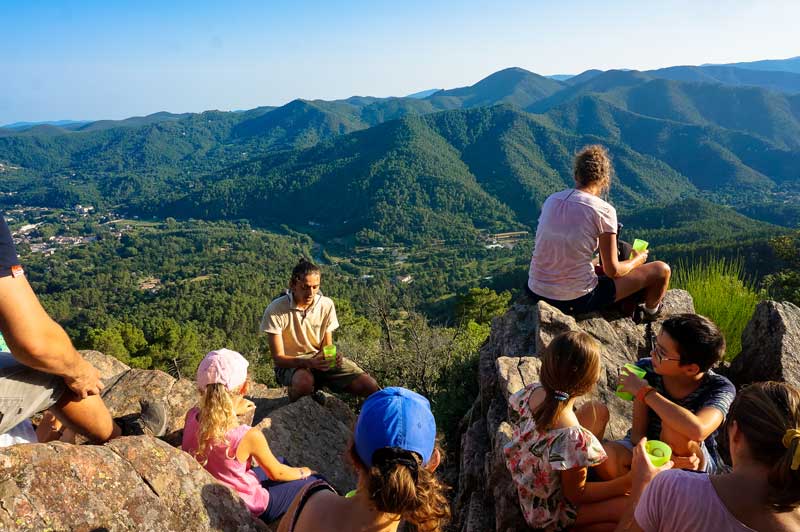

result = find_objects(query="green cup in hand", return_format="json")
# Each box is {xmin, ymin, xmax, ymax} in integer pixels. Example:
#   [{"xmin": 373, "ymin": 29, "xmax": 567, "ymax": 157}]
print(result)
[
  {"xmin": 322, "ymin": 345, "xmax": 337, "ymax": 369},
  {"xmin": 630, "ymin": 238, "xmax": 649, "ymax": 259},
  {"xmin": 645, "ymin": 440, "xmax": 672, "ymax": 467},
  {"xmin": 616, "ymin": 363, "xmax": 647, "ymax": 401}
]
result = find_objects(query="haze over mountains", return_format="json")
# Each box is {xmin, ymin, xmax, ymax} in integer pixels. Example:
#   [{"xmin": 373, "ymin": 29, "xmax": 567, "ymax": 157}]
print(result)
[{"xmin": 1, "ymin": 56, "xmax": 799, "ymax": 244}]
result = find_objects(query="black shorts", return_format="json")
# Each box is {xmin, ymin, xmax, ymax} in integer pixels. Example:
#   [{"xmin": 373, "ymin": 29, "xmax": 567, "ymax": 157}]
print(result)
[
  {"xmin": 0, "ymin": 215, "xmax": 22, "ymax": 278},
  {"xmin": 527, "ymin": 276, "xmax": 617, "ymax": 315}
]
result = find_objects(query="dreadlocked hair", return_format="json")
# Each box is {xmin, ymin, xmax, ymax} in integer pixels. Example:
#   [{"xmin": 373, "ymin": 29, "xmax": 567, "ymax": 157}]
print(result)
[
  {"xmin": 349, "ymin": 444, "xmax": 451, "ymax": 532},
  {"xmin": 194, "ymin": 383, "xmax": 240, "ymax": 465},
  {"xmin": 290, "ymin": 257, "xmax": 321, "ymax": 285}
]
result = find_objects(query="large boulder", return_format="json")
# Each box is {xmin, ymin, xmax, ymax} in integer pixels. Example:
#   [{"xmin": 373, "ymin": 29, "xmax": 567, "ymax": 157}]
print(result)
[
  {"xmin": 453, "ymin": 289, "xmax": 695, "ymax": 532},
  {"xmin": 0, "ymin": 436, "xmax": 267, "ymax": 531},
  {"xmin": 80, "ymin": 349, "xmax": 130, "ymax": 386},
  {"xmin": 728, "ymin": 300, "xmax": 800, "ymax": 387},
  {"xmin": 256, "ymin": 396, "xmax": 357, "ymax": 492}
]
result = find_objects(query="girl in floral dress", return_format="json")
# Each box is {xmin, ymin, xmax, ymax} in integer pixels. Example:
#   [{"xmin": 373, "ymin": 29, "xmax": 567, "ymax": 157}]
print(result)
[{"xmin": 504, "ymin": 331, "xmax": 631, "ymax": 531}]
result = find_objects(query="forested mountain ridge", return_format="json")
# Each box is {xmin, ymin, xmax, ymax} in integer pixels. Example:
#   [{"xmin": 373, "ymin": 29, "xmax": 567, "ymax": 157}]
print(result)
[
  {"xmin": 710, "ymin": 56, "xmax": 800, "ymax": 74},
  {"xmin": 1, "ymin": 62, "xmax": 799, "ymax": 236},
  {"xmin": 645, "ymin": 64, "xmax": 800, "ymax": 93},
  {"xmin": 535, "ymin": 73, "xmax": 800, "ymax": 149},
  {"xmin": 164, "ymin": 105, "xmax": 699, "ymax": 243}
]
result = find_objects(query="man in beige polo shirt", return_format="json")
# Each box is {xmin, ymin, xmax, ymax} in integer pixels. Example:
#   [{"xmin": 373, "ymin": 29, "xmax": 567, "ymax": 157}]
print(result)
[{"xmin": 260, "ymin": 258, "xmax": 379, "ymax": 401}]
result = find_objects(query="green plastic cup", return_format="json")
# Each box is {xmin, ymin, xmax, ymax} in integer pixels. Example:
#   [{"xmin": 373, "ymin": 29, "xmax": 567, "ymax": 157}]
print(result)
[
  {"xmin": 630, "ymin": 238, "xmax": 649, "ymax": 259},
  {"xmin": 616, "ymin": 363, "xmax": 647, "ymax": 401},
  {"xmin": 323, "ymin": 345, "xmax": 337, "ymax": 369},
  {"xmin": 645, "ymin": 440, "xmax": 672, "ymax": 467}
]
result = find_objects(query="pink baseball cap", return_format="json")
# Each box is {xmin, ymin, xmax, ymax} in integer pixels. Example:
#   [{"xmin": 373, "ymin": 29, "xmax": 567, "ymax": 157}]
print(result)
[{"xmin": 196, "ymin": 348, "xmax": 249, "ymax": 392}]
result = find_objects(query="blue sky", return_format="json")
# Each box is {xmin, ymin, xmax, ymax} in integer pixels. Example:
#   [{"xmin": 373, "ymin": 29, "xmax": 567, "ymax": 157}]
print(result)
[{"xmin": 1, "ymin": 0, "xmax": 798, "ymax": 124}]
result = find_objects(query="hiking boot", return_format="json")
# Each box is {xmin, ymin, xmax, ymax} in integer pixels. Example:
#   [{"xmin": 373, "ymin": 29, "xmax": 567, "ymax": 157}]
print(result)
[
  {"xmin": 311, "ymin": 390, "xmax": 327, "ymax": 406},
  {"xmin": 116, "ymin": 399, "xmax": 169, "ymax": 437},
  {"xmin": 633, "ymin": 305, "xmax": 663, "ymax": 324}
]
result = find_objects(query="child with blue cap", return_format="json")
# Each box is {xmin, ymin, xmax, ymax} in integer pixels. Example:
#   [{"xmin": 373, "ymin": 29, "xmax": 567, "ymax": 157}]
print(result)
[{"xmin": 278, "ymin": 387, "xmax": 451, "ymax": 532}]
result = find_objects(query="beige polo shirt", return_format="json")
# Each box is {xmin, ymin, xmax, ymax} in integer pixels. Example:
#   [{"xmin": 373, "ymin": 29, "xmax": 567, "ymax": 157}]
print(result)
[{"xmin": 260, "ymin": 291, "xmax": 339, "ymax": 357}]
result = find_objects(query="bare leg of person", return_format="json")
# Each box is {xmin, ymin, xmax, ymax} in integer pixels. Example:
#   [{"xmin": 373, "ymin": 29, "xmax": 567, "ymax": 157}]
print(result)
[
  {"xmin": 577, "ymin": 400, "xmax": 632, "ymax": 480},
  {"xmin": 573, "ymin": 495, "xmax": 629, "ymax": 530},
  {"xmin": 344, "ymin": 373, "xmax": 380, "ymax": 398},
  {"xmin": 613, "ymin": 261, "xmax": 671, "ymax": 308},
  {"xmin": 36, "ymin": 410, "xmax": 64, "ymax": 443},
  {"xmin": 289, "ymin": 369, "xmax": 315, "ymax": 402},
  {"xmin": 50, "ymin": 389, "xmax": 120, "ymax": 443},
  {"xmin": 660, "ymin": 423, "xmax": 704, "ymax": 470},
  {"xmin": 594, "ymin": 441, "xmax": 632, "ymax": 480}
]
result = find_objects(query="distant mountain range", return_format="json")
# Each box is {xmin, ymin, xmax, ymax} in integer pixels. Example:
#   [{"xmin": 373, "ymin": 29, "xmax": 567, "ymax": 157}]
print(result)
[
  {"xmin": 707, "ymin": 56, "xmax": 800, "ymax": 74},
  {"xmin": 1, "ymin": 120, "xmax": 92, "ymax": 130},
  {"xmin": 405, "ymin": 89, "xmax": 441, "ymax": 99},
  {"xmin": 1, "ymin": 56, "xmax": 798, "ymax": 243}
]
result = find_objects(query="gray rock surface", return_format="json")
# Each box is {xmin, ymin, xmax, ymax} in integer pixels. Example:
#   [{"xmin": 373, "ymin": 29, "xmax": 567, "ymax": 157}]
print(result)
[
  {"xmin": 728, "ymin": 300, "xmax": 800, "ymax": 387},
  {"xmin": 256, "ymin": 396, "xmax": 358, "ymax": 492},
  {"xmin": 0, "ymin": 436, "xmax": 267, "ymax": 532},
  {"xmin": 81, "ymin": 349, "xmax": 130, "ymax": 385}
]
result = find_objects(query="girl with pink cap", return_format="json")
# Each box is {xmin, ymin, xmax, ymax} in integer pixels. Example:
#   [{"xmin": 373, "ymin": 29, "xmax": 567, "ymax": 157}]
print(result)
[{"xmin": 182, "ymin": 348, "xmax": 318, "ymax": 524}]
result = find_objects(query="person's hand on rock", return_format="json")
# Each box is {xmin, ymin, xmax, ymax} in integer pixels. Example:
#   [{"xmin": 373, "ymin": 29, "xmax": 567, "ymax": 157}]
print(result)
[{"xmin": 63, "ymin": 358, "xmax": 104, "ymax": 398}]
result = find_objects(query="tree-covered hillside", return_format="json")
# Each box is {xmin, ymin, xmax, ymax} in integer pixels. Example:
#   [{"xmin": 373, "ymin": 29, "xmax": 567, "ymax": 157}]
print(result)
[
  {"xmin": 162, "ymin": 105, "xmax": 701, "ymax": 243},
  {"xmin": 1, "ymin": 64, "xmax": 798, "ymax": 241}
]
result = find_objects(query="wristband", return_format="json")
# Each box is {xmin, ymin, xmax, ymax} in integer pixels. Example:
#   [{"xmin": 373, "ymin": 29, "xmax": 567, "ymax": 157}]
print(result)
[{"xmin": 636, "ymin": 385, "xmax": 655, "ymax": 403}]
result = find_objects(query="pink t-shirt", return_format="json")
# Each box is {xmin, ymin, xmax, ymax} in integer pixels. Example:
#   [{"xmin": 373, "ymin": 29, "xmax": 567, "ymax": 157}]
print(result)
[
  {"xmin": 635, "ymin": 470, "xmax": 756, "ymax": 532},
  {"xmin": 182, "ymin": 407, "xmax": 270, "ymax": 516},
  {"xmin": 528, "ymin": 189, "xmax": 617, "ymax": 300}
]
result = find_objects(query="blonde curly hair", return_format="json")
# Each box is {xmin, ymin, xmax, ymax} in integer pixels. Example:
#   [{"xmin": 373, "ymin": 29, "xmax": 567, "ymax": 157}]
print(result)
[{"xmin": 194, "ymin": 383, "xmax": 240, "ymax": 464}]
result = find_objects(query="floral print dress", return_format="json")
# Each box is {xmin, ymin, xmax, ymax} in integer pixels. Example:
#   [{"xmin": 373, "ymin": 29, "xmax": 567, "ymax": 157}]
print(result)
[{"xmin": 504, "ymin": 383, "xmax": 607, "ymax": 531}]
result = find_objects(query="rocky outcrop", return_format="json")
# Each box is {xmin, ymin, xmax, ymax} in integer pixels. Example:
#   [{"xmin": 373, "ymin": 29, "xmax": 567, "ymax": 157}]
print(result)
[
  {"xmin": 78, "ymin": 351, "xmax": 289, "ymax": 445},
  {"xmin": 0, "ymin": 436, "xmax": 268, "ymax": 531},
  {"xmin": 455, "ymin": 290, "xmax": 695, "ymax": 532},
  {"xmin": 256, "ymin": 395, "xmax": 358, "ymax": 491},
  {"xmin": 727, "ymin": 301, "xmax": 800, "ymax": 387},
  {"xmin": 1, "ymin": 352, "xmax": 359, "ymax": 531}
]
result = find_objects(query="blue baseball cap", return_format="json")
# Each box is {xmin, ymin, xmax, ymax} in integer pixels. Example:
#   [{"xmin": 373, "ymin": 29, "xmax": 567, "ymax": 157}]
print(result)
[{"xmin": 354, "ymin": 387, "xmax": 437, "ymax": 467}]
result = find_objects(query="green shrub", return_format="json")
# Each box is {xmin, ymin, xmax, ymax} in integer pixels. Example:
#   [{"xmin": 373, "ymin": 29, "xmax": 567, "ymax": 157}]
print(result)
[{"xmin": 672, "ymin": 256, "xmax": 762, "ymax": 361}]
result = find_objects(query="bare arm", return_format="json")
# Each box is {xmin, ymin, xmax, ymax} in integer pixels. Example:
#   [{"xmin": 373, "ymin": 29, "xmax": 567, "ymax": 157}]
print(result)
[
  {"xmin": 598, "ymin": 232, "xmax": 647, "ymax": 278},
  {"xmin": 0, "ymin": 274, "xmax": 102, "ymax": 397},
  {"xmin": 621, "ymin": 373, "xmax": 723, "ymax": 442},
  {"xmin": 268, "ymin": 333, "xmax": 307, "ymax": 369},
  {"xmin": 644, "ymin": 396, "xmax": 723, "ymax": 442},
  {"xmin": 561, "ymin": 467, "xmax": 631, "ymax": 505},
  {"xmin": 238, "ymin": 427, "xmax": 310, "ymax": 482},
  {"xmin": 321, "ymin": 331, "xmax": 333, "ymax": 348},
  {"xmin": 630, "ymin": 396, "xmax": 649, "ymax": 444},
  {"xmin": 615, "ymin": 439, "xmax": 673, "ymax": 532},
  {"xmin": 267, "ymin": 333, "xmax": 329, "ymax": 371}
]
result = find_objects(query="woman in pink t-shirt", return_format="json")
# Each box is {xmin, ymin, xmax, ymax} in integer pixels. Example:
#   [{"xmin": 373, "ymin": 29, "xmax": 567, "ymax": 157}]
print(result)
[
  {"xmin": 618, "ymin": 381, "xmax": 800, "ymax": 532},
  {"xmin": 527, "ymin": 145, "xmax": 670, "ymax": 316}
]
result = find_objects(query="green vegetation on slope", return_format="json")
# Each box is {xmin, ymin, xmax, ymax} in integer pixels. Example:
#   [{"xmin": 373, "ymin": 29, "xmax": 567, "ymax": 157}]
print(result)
[{"xmin": 672, "ymin": 257, "xmax": 762, "ymax": 360}]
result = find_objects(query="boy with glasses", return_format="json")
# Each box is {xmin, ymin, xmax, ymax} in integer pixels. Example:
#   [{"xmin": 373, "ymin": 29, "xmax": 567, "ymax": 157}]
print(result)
[{"xmin": 597, "ymin": 314, "xmax": 736, "ymax": 478}]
